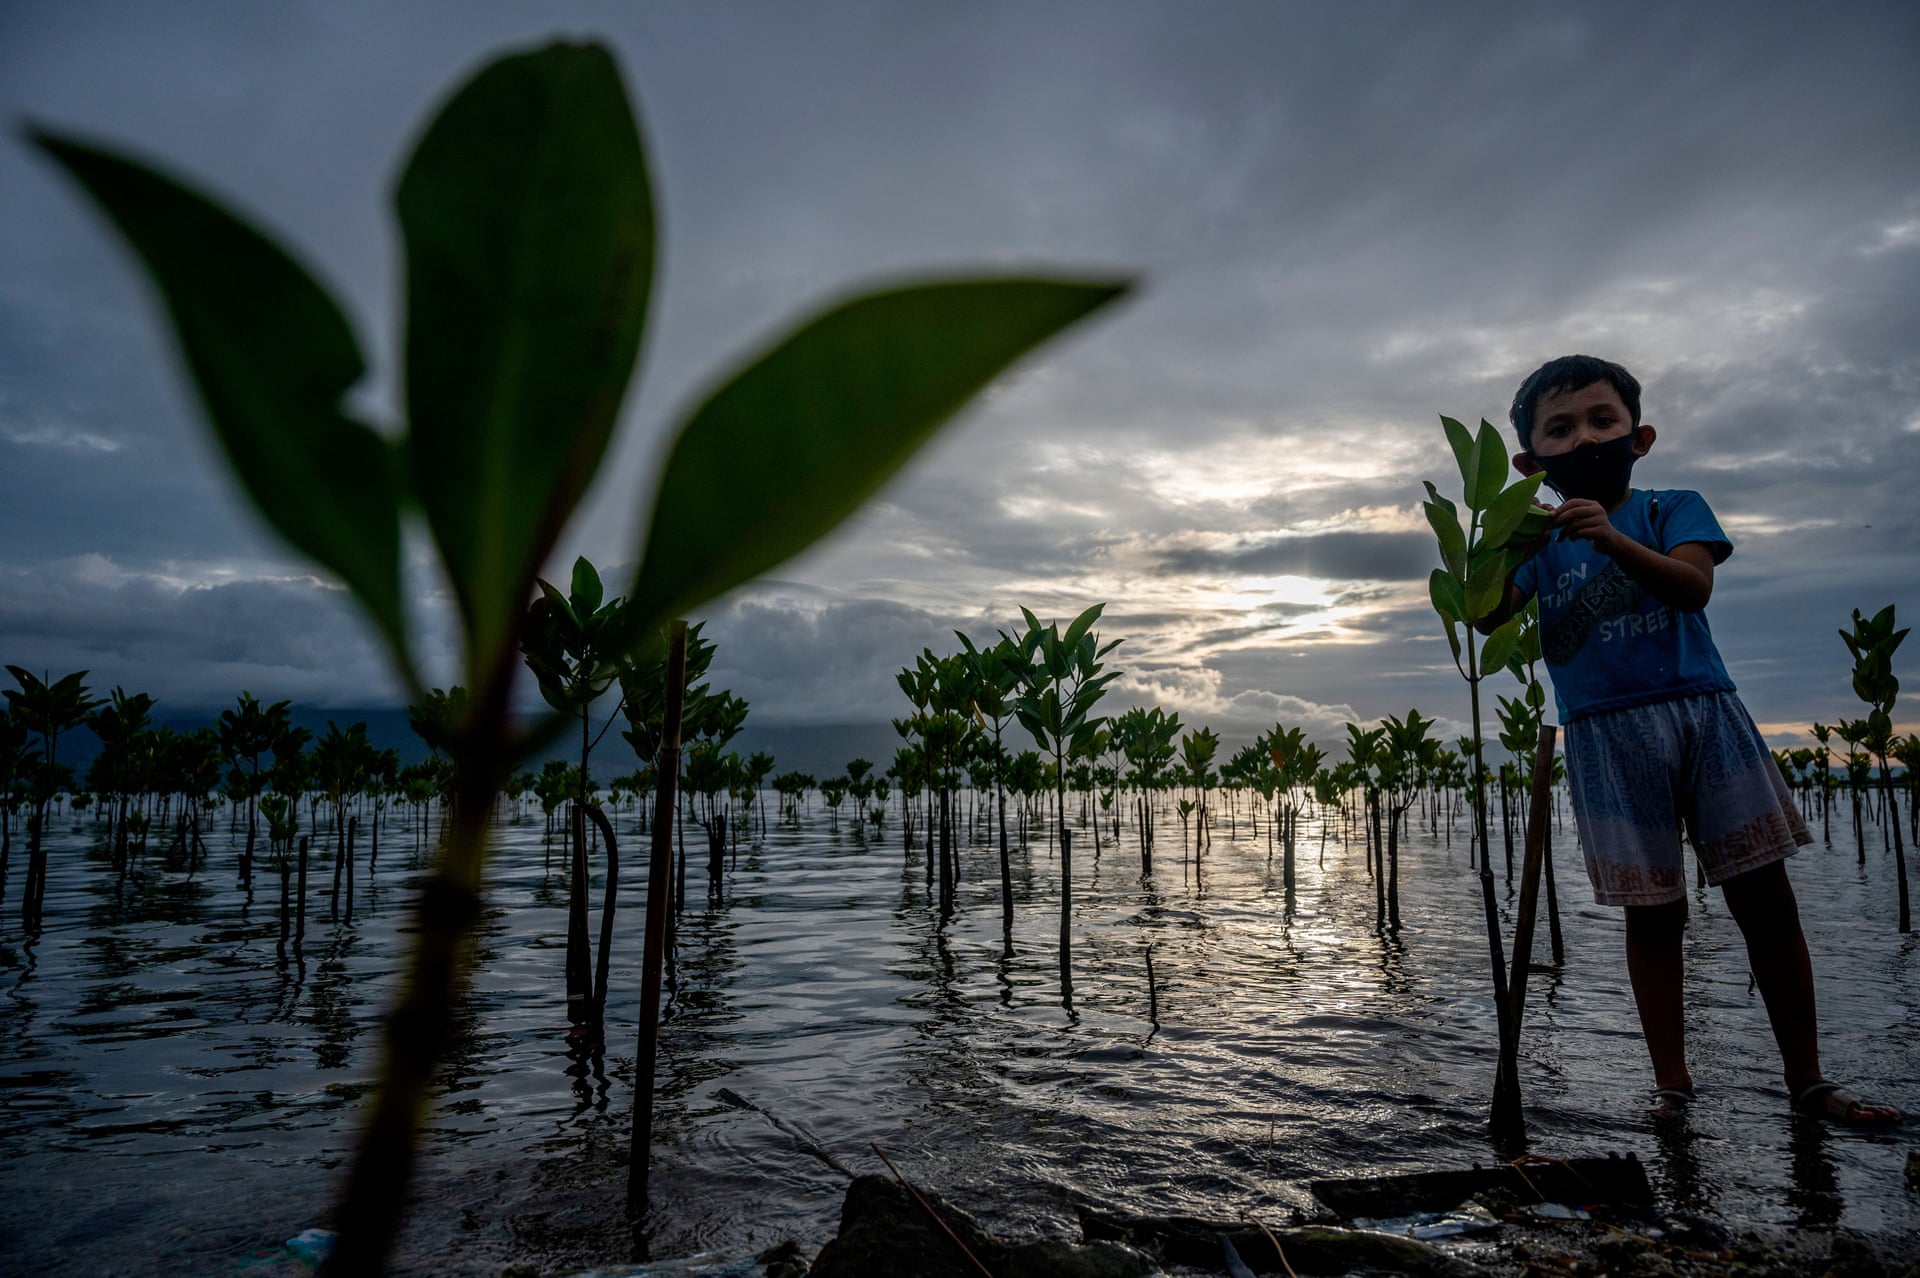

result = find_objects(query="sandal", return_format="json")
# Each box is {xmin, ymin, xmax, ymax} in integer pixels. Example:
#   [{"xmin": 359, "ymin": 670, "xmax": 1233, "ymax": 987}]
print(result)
[
  {"xmin": 1791, "ymin": 1081, "xmax": 1903, "ymax": 1127},
  {"xmin": 1650, "ymin": 1086, "xmax": 1695, "ymax": 1117}
]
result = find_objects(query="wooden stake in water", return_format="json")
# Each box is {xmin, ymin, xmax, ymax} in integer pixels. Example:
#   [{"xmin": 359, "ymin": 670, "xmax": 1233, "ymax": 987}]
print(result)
[
  {"xmin": 585, "ymin": 803, "xmax": 620, "ymax": 1035},
  {"xmin": 630, "ymin": 621, "xmax": 687, "ymax": 1211},
  {"xmin": 1145, "ymin": 942, "xmax": 1159, "ymax": 1026},
  {"xmin": 1493, "ymin": 721, "xmax": 1557, "ymax": 1142}
]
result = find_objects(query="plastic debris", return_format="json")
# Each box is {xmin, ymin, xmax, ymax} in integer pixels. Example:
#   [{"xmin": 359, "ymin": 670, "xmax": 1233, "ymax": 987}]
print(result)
[
  {"xmin": 1351, "ymin": 1202, "xmax": 1502, "ymax": 1239},
  {"xmin": 567, "ymin": 1254, "xmax": 763, "ymax": 1277},
  {"xmin": 285, "ymin": 1229, "xmax": 336, "ymax": 1261},
  {"xmin": 1523, "ymin": 1202, "xmax": 1593, "ymax": 1221},
  {"xmin": 229, "ymin": 1229, "xmax": 337, "ymax": 1275}
]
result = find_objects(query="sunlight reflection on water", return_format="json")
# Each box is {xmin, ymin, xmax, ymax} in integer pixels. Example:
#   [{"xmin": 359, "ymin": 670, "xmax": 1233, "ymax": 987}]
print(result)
[{"xmin": 0, "ymin": 796, "xmax": 1913, "ymax": 1272}]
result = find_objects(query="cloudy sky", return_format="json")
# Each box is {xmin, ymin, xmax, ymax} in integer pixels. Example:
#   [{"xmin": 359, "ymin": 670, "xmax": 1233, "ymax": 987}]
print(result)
[{"xmin": 3, "ymin": 0, "xmax": 1916, "ymax": 752}]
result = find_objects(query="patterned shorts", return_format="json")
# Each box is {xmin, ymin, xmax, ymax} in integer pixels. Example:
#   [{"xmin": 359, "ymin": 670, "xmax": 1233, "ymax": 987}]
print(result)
[{"xmin": 1564, "ymin": 690, "xmax": 1810, "ymax": 906}]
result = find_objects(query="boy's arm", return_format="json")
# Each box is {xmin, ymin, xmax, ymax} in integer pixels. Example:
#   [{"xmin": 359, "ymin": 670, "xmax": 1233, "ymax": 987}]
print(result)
[{"xmin": 1552, "ymin": 498, "xmax": 1715, "ymax": 611}]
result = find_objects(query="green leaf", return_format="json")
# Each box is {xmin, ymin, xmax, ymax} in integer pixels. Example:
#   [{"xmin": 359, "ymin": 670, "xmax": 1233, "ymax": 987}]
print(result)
[
  {"xmin": 1481, "ymin": 613, "xmax": 1523, "ymax": 678},
  {"xmin": 398, "ymin": 42, "xmax": 655, "ymax": 678},
  {"xmin": 29, "ymin": 130, "xmax": 408, "ymax": 668},
  {"xmin": 1465, "ymin": 552, "xmax": 1506, "ymax": 621},
  {"xmin": 630, "ymin": 277, "xmax": 1129, "ymax": 630},
  {"xmin": 1062, "ymin": 602, "xmax": 1105, "ymax": 653},
  {"xmin": 1439, "ymin": 612, "xmax": 1463, "ymax": 667},
  {"xmin": 1424, "ymin": 500, "xmax": 1466, "ymax": 576},
  {"xmin": 1516, "ymin": 601, "xmax": 1542, "ymax": 665},
  {"xmin": 1462, "ymin": 419, "xmax": 1510, "ymax": 513},
  {"xmin": 570, "ymin": 557, "xmax": 604, "ymax": 617},
  {"xmin": 1481, "ymin": 471, "xmax": 1546, "ymax": 549},
  {"xmin": 1507, "ymin": 503, "xmax": 1553, "ymax": 546},
  {"xmin": 535, "ymin": 579, "xmax": 580, "ymax": 632},
  {"xmin": 1428, "ymin": 568, "xmax": 1466, "ymax": 624},
  {"xmin": 1440, "ymin": 416, "xmax": 1476, "ymax": 492}
]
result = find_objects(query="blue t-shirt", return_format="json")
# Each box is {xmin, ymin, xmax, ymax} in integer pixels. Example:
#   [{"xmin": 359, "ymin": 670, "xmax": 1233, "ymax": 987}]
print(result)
[{"xmin": 1511, "ymin": 488, "xmax": 1735, "ymax": 721}]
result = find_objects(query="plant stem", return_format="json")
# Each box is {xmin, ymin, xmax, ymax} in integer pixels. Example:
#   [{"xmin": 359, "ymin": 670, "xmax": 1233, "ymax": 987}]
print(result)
[
  {"xmin": 1469, "ymin": 637, "xmax": 1520, "ymax": 1144},
  {"xmin": 630, "ymin": 622, "xmax": 687, "ymax": 1213}
]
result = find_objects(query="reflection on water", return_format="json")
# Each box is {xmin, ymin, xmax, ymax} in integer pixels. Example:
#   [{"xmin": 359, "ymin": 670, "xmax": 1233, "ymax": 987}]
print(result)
[{"xmin": 0, "ymin": 800, "xmax": 1914, "ymax": 1273}]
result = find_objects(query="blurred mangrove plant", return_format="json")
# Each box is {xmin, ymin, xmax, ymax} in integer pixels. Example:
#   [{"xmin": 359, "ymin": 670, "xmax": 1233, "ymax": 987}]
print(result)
[{"xmin": 30, "ymin": 36, "xmax": 1127, "ymax": 1272}]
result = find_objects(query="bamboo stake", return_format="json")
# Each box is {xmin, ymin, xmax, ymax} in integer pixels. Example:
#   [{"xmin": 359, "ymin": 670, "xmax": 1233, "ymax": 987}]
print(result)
[
  {"xmin": 629, "ymin": 621, "xmax": 687, "ymax": 1209},
  {"xmin": 585, "ymin": 802, "xmax": 620, "ymax": 1034},
  {"xmin": 1494, "ymin": 721, "xmax": 1558, "ymax": 1134},
  {"xmin": 870, "ymin": 1144, "xmax": 994, "ymax": 1278}
]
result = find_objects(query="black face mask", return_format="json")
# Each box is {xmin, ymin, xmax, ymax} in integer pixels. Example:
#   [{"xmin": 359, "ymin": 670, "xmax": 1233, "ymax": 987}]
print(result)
[{"xmin": 1530, "ymin": 431, "xmax": 1640, "ymax": 504}]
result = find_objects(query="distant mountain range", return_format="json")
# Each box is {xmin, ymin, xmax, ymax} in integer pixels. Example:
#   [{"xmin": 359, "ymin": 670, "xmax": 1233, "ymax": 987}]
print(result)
[{"xmin": 50, "ymin": 707, "xmax": 913, "ymax": 783}]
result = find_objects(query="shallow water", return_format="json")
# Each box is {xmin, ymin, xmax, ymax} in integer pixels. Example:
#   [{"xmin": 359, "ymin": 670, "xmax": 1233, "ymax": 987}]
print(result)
[{"xmin": 1, "ymin": 795, "xmax": 1914, "ymax": 1274}]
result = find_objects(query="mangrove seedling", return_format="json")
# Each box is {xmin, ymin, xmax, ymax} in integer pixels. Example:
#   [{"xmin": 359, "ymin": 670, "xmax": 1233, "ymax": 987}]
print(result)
[
  {"xmin": 957, "ymin": 632, "xmax": 1024, "ymax": 942},
  {"xmin": 1841, "ymin": 604, "xmax": 1909, "ymax": 931},
  {"xmin": 1422, "ymin": 413, "xmax": 1552, "ymax": 1145},
  {"xmin": 522, "ymin": 554, "xmax": 631, "ymax": 1034},
  {"xmin": 1007, "ymin": 603, "xmax": 1122, "ymax": 1004},
  {"xmin": 3, "ymin": 666, "xmax": 97, "ymax": 929}
]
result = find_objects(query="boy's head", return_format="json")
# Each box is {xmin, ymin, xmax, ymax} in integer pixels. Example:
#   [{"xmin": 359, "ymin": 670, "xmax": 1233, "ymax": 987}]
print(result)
[
  {"xmin": 1509, "ymin": 354, "xmax": 1655, "ymax": 505},
  {"xmin": 1509, "ymin": 354, "xmax": 1641, "ymax": 454}
]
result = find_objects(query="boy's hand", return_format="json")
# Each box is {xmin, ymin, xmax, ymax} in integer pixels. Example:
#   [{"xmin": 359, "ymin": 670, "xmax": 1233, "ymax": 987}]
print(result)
[{"xmin": 1550, "ymin": 498, "xmax": 1627, "ymax": 556}]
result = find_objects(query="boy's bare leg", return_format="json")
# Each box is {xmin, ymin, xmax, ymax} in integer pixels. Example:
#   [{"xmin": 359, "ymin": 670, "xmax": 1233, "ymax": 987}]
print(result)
[
  {"xmin": 1719, "ymin": 861, "xmax": 1821, "ymax": 1093},
  {"xmin": 1624, "ymin": 898, "xmax": 1693, "ymax": 1094}
]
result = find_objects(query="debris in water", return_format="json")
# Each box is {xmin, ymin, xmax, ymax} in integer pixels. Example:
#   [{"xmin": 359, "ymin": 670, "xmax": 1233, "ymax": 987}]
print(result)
[
  {"xmin": 1352, "ymin": 1203, "xmax": 1503, "ymax": 1239},
  {"xmin": 1521, "ymin": 1203, "xmax": 1590, "ymax": 1221},
  {"xmin": 1309, "ymin": 1152, "xmax": 1651, "ymax": 1218}
]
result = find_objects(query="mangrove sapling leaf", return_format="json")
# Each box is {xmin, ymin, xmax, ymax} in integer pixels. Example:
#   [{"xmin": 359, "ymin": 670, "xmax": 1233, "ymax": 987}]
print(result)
[
  {"xmin": 1428, "ymin": 570, "xmax": 1466, "ymax": 624},
  {"xmin": 631, "ymin": 277, "xmax": 1129, "ymax": 631},
  {"xmin": 571, "ymin": 557, "xmax": 606, "ymax": 619},
  {"xmin": 1062, "ymin": 602, "xmax": 1106, "ymax": 653},
  {"xmin": 1479, "ymin": 613, "xmax": 1525, "ymax": 677},
  {"xmin": 1481, "ymin": 472, "xmax": 1548, "ymax": 552},
  {"xmin": 26, "ymin": 133, "xmax": 410, "ymax": 676},
  {"xmin": 407, "ymin": 686, "xmax": 469, "ymax": 759},
  {"xmin": 1424, "ymin": 496, "xmax": 1467, "ymax": 578},
  {"xmin": 1465, "ymin": 551, "xmax": 1508, "ymax": 622},
  {"xmin": 1469, "ymin": 419, "xmax": 1512, "ymax": 514},
  {"xmin": 399, "ymin": 43, "xmax": 656, "ymax": 683},
  {"xmin": 1441, "ymin": 416, "xmax": 1477, "ymax": 496}
]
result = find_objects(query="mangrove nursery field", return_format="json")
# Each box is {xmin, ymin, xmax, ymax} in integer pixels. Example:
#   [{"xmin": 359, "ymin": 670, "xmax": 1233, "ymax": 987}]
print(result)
[{"xmin": 0, "ymin": 689, "xmax": 1915, "ymax": 1274}]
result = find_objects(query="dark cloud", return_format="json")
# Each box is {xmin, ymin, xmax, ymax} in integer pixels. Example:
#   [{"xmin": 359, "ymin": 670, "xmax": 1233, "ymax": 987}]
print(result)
[
  {"xmin": 696, "ymin": 590, "xmax": 970, "ymax": 725},
  {"xmin": 3, "ymin": 1, "xmax": 1916, "ymax": 748},
  {"xmin": 1153, "ymin": 531, "xmax": 1435, "ymax": 582},
  {"xmin": 0, "ymin": 558, "xmax": 400, "ymax": 707}
]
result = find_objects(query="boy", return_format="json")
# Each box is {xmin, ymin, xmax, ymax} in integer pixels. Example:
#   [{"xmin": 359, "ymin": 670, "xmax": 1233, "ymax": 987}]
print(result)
[{"xmin": 1483, "ymin": 354, "xmax": 1899, "ymax": 1125}]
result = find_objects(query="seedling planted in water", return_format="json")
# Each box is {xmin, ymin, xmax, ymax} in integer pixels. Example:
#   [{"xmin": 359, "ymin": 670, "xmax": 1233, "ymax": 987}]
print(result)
[{"xmin": 1422, "ymin": 414, "xmax": 1551, "ymax": 1145}]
